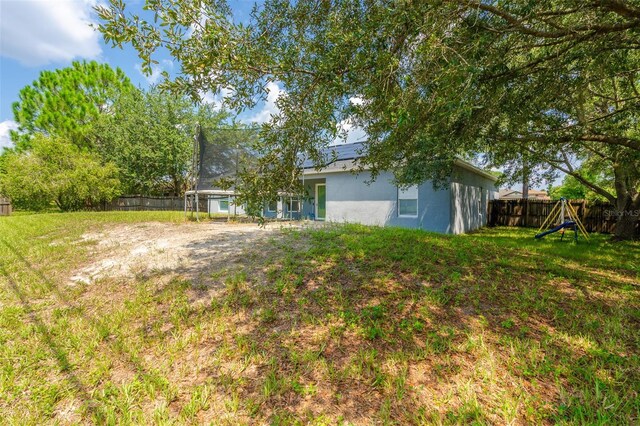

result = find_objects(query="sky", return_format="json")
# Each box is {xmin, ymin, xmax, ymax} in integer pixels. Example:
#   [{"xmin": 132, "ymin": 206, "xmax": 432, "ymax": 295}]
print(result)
[{"xmin": 0, "ymin": 0, "xmax": 295, "ymax": 151}]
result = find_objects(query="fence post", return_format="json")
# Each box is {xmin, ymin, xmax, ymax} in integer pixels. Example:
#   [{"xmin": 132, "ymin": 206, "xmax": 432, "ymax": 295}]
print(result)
[{"xmin": 0, "ymin": 197, "xmax": 11, "ymax": 216}]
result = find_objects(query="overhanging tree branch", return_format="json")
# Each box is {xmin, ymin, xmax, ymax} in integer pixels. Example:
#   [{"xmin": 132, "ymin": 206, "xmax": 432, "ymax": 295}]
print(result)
[
  {"xmin": 512, "ymin": 142, "xmax": 618, "ymax": 203},
  {"xmin": 467, "ymin": 1, "xmax": 640, "ymax": 38}
]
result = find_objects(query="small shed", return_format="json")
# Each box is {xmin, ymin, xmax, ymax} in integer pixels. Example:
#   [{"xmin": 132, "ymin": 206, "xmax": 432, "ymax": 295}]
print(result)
[{"xmin": 0, "ymin": 197, "xmax": 11, "ymax": 216}]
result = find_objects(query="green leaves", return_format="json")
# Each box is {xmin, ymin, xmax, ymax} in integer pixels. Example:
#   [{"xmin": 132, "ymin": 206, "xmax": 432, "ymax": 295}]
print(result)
[
  {"xmin": 91, "ymin": 88, "xmax": 231, "ymax": 196},
  {"xmin": 11, "ymin": 60, "xmax": 134, "ymax": 150},
  {"xmin": 0, "ymin": 135, "xmax": 121, "ymax": 211}
]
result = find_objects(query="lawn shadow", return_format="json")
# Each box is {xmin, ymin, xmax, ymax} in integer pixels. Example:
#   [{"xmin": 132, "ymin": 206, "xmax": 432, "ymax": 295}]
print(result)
[
  {"xmin": 170, "ymin": 225, "xmax": 640, "ymax": 423},
  {"xmin": 0, "ymin": 262, "xmax": 100, "ymax": 419},
  {"xmin": 0, "ymin": 238, "xmax": 169, "ymax": 422}
]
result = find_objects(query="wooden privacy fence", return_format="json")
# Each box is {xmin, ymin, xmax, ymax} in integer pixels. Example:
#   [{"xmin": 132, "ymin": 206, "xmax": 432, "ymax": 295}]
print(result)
[
  {"xmin": 103, "ymin": 195, "xmax": 198, "ymax": 211},
  {"xmin": 0, "ymin": 197, "xmax": 11, "ymax": 216},
  {"xmin": 488, "ymin": 198, "xmax": 639, "ymax": 236},
  {"xmin": 102, "ymin": 195, "xmax": 210, "ymax": 212}
]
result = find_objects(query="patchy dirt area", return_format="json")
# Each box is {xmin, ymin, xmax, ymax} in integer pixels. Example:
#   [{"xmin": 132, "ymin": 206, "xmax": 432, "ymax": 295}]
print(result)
[{"xmin": 69, "ymin": 221, "xmax": 299, "ymax": 285}]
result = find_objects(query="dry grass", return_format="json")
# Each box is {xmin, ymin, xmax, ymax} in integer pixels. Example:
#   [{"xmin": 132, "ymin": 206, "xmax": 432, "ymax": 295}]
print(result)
[{"xmin": 0, "ymin": 212, "xmax": 638, "ymax": 425}]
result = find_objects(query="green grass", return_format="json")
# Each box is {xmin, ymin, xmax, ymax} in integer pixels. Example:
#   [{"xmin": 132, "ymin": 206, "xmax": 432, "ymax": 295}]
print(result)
[{"xmin": 0, "ymin": 212, "xmax": 638, "ymax": 424}]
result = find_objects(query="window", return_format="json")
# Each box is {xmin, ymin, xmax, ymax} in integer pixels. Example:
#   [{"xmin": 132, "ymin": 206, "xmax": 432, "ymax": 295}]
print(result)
[
  {"xmin": 398, "ymin": 185, "xmax": 418, "ymax": 217},
  {"xmin": 289, "ymin": 198, "xmax": 300, "ymax": 212},
  {"xmin": 219, "ymin": 199, "xmax": 229, "ymax": 212},
  {"xmin": 267, "ymin": 200, "xmax": 277, "ymax": 212}
]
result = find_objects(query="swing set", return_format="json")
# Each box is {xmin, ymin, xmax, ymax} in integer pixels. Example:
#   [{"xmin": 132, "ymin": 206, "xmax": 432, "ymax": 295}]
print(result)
[{"xmin": 534, "ymin": 197, "xmax": 589, "ymax": 242}]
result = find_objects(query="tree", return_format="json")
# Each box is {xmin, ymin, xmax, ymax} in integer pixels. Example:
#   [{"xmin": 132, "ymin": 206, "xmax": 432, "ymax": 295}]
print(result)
[
  {"xmin": 96, "ymin": 1, "xmax": 640, "ymax": 239},
  {"xmin": 549, "ymin": 176, "xmax": 589, "ymax": 201},
  {"xmin": 0, "ymin": 135, "xmax": 120, "ymax": 211},
  {"xmin": 11, "ymin": 60, "xmax": 134, "ymax": 150},
  {"xmin": 549, "ymin": 167, "xmax": 614, "ymax": 202},
  {"xmin": 92, "ymin": 88, "xmax": 229, "ymax": 195}
]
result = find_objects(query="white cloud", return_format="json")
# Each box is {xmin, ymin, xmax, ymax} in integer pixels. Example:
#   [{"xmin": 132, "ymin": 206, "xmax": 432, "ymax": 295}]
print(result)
[
  {"xmin": 349, "ymin": 96, "xmax": 365, "ymax": 106},
  {"xmin": 0, "ymin": 120, "xmax": 18, "ymax": 151},
  {"xmin": 330, "ymin": 96, "xmax": 368, "ymax": 145},
  {"xmin": 0, "ymin": 0, "xmax": 102, "ymax": 66},
  {"xmin": 135, "ymin": 59, "xmax": 173, "ymax": 86},
  {"xmin": 185, "ymin": 9, "xmax": 208, "ymax": 40},
  {"xmin": 200, "ymin": 86, "xmax": 233, "ymax": 111},
  {"xmin": 332, "ymin": 118, "xmax": 367, "ymax": 145},
  {"xmin": 247, "ymin": 82, "xmax": 283, "ymax": 123},
  {"xmin": 200, "ymin": 90, "xmax": 216, "ymax": 105}
]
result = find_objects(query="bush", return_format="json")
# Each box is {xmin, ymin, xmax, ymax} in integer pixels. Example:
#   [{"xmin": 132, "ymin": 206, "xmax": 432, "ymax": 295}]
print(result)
[{"xmin": 0, "ymin": 135, "xmax": 121, "ymax": 211}]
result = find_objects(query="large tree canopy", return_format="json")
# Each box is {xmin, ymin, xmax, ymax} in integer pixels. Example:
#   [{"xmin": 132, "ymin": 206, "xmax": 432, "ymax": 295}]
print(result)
[
  {"xmin": 92, "ymin": 88, "xmax": 229, "ymax": 196},
  {"xmin": 11, "ymin": 60, "xmax": 134, "ymax": 150},
  {"xmin": 97, "ymin": 0, "xmax": 640, "ymax": 238}
]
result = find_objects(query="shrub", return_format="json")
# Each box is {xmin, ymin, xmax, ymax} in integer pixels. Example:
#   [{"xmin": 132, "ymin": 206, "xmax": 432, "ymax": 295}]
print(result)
[{"xmin": 0, "ymin": 135, "xmax": 121, "ymax": 211}]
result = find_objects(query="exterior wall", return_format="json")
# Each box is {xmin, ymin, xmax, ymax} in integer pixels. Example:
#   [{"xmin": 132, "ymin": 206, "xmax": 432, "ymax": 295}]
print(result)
[
  {"xmin": 263, "ymin": 199, "xmax": 282, "ymax": 219},
  {"xmin": 260, "ymin": 164, "xmax": 496, "ymax": 235},
  {"xmin": 208, "ymin": 196, "xmax": 246, "ymax": 215},
  {"xmin": 303, "ymin": 171, "xmax": 451, "ymax": 233},
  {"xmin": 449, "ymin": 166, "xmax": 498, "ymax": 234},
  {"xmin": 326, "ymin": 171, "xmax": 398, "ymax": 226},
  {"xmin": 263, "ymin": 197, "xmax": 304, "ymax": 219},
  {"xmin": 416, "ymin": 177, "xmax": 452, "ymax": 233}
]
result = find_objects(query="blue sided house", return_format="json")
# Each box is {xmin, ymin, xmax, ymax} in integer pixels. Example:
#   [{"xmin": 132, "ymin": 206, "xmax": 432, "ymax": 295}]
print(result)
[{"xmin": 262, "ymin": 142, "xmax": 498, "ymax": 234}]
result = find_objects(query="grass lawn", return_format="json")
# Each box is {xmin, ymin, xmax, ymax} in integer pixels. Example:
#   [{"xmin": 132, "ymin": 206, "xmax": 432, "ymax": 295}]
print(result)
[{"xmin": 0, "ymin": 212, "xmax": 638, "ymax": 424}]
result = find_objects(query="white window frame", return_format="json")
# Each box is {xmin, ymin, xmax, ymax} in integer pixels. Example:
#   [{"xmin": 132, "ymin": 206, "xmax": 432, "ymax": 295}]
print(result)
[
  {"xmin": 218, "ymin": 199, "xmax": 229, "ymax": 213},
  {"xmin": 398, "ymin": 185, "xmax": 419, "ymax": 218},
  {"xmin": 267, "ymin": 200, "xmax": 277, "ymax": 213},
  {"xmin": 288, "ymin": 198, "xmax": 301, "ymax": 212}
]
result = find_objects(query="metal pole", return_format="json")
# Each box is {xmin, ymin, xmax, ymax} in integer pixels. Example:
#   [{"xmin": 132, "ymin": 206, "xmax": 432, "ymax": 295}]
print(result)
[
  {"xmin": 195, "ymin": 193, "xmax": 200, "ymax": 222},
  {"xmin": 193, "ymin": 124, "xmax": 200, "ymax": 222},
  {"xmin": 301, "ymin": 172, "xmax": 305, "ymax": 220}
]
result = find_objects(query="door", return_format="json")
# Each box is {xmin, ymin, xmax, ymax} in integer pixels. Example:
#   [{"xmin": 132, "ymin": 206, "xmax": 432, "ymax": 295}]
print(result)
[{"xmin": 315, "ymin": 184, "xmax": 326, "ymax": 220}]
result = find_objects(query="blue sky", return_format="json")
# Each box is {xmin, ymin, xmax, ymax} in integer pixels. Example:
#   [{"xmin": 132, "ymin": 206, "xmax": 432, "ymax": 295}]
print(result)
[{"xmin": 0, "ymin": 0, "xmax": 269, "ymax": 150}]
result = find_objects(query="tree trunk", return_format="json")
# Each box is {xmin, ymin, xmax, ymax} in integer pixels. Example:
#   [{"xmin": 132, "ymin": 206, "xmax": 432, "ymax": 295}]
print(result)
[
  {"xmin": 171, "ymin": 175, "xmax": 181, "ymax": 197},
  {"xmin": 522, "ymin": 176, "xmax": 529, "ymax": 199},
  {"xmin": 612, "ymin": 163, "xmax": 639, "ymax": 240},
  {"xmin": 614, "ymin": 212, "xmax": 638, "ymax": 240},
  {"xmin": 613, "ymin": 196, "xmax": 640, "ymax": 240}
]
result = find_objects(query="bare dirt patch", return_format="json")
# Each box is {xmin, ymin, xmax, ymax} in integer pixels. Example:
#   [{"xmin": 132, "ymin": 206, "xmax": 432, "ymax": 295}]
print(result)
[{"xmin": 69, "ymin": 221, "xmax": 297, "ymax": 286}]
